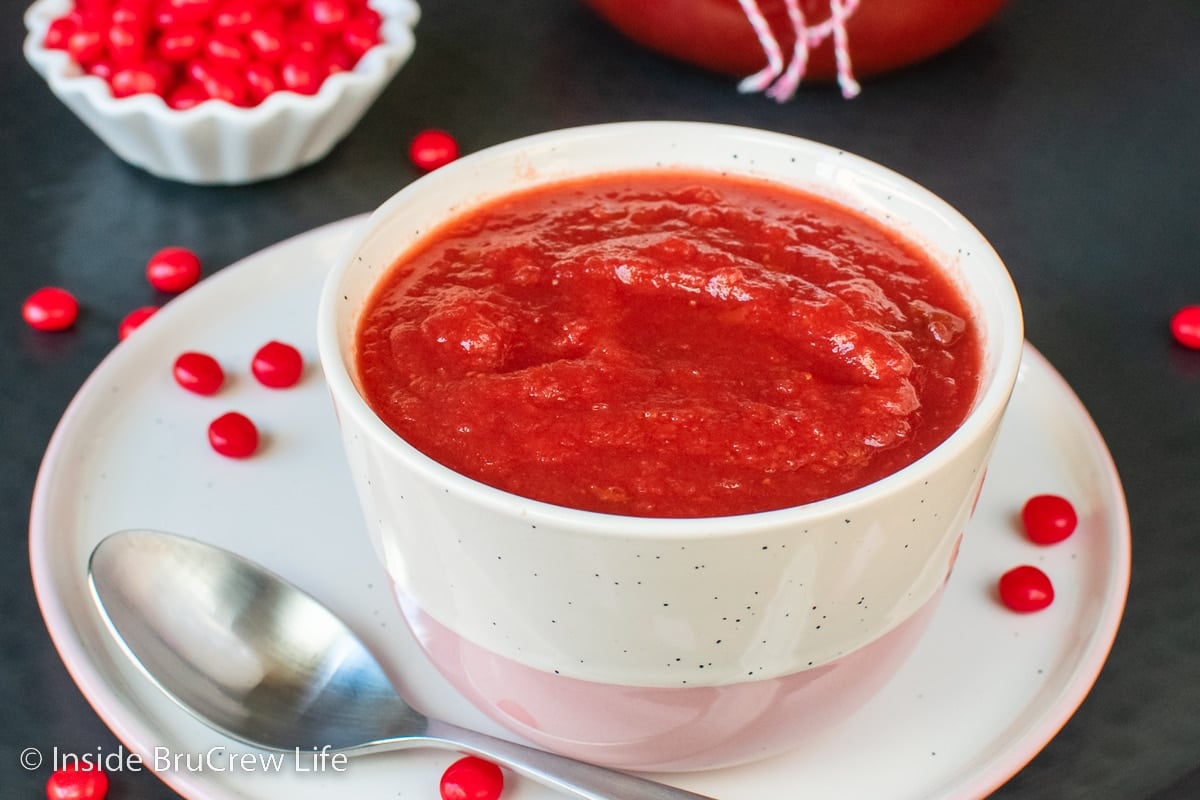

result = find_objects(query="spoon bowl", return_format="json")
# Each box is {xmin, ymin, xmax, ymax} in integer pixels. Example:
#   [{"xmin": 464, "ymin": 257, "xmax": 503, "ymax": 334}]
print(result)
[{"xmin": 88, "ymin": 529, "xmax": 717, "ymax": 800}]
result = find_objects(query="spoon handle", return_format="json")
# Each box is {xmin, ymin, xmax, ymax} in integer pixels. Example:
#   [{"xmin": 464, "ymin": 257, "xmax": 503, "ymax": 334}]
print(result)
[{"xmin": 418, "ymin": 719, "xmax": 721, "ymax": 800}]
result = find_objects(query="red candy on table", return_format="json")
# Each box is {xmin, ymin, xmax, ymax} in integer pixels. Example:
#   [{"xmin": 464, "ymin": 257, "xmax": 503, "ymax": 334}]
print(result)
[
  {"xmin": 409, "ymin": 129, "xmax": 459, "ymax": 172},
  {"xmin": 146, "ymin": 246, "xmax": 202, "ymax": 293},
  {"xmin": 1171, "ymin": 305, "xmax": 1200, "ymax": 349},
  {"xmin": 41, "ymin": 0, "xmax": 385, "ymax": 107},
  {"xmin": 173, "ymin": 351, "xmax": 225, "ymax": 395},
  {"xmin": 251, "ymin": 340, "xmax": 304, "ymax": 388},
  {"xmin": 118, "ymin": 305, "xmax": 158, "ymax": 339},
  {"xmin": 1021, "ymin": 494, "xmax": 1078, "ymax": 545},
  {"xmin": 998, "ymin": 565, "xmax": 1054, "ymax": 613},
  {"xmin": 439, "ymin": 756, "xmax": 504, "ymax": 800},
  {"xmin": 23, "ymin": 287, "xmax": 79, "ymax": 331},
  {"xmin": 208, "ymin": 411, "xmax": 259, "ymax": 458},
  {"xmin": 46, "ymin": 762, "xmax": 109, "ymax": 800}
]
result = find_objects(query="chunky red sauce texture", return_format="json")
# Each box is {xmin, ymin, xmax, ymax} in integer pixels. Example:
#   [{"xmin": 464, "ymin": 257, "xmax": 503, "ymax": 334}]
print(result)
[{"xmin": 357, "ymin": 172, "xmax": 981, "ymax": 517}]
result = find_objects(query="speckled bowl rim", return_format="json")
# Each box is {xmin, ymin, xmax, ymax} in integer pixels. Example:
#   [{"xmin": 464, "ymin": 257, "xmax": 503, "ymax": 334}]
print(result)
[{"xmin": 317, "ymin": 121, "xmax": 1025, "ymax": 537}]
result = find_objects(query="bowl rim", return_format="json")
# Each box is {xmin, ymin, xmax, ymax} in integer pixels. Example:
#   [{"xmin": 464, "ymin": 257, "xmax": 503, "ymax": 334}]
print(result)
[
  {"xmin": 317, "ymin": 120, "xmax": 1025, "ymax": 537},
  {"xmin": 22, "ymin": 0, "xmax": 420, "ymax": 121}
]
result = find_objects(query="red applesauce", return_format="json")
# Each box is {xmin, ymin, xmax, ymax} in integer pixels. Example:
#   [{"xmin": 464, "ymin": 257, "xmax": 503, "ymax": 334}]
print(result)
[{"xmin": 356, "ymin": 171, "xmax": 981, "ymax": 517}]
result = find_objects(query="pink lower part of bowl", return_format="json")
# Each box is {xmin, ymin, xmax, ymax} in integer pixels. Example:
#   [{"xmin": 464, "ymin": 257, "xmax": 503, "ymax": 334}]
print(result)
[{"xmin": 396, "ymin": 586, "xmax": 944, "ymax": 771}]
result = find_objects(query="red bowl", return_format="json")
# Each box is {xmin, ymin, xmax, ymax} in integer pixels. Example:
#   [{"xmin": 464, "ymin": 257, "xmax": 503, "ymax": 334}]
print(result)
[{"xmin": 582, "ymin": 0, "xmax": 1007, "ymax": 82}]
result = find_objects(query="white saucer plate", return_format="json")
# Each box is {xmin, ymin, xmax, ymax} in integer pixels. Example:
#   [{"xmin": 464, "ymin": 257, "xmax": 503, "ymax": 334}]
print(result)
[{"xmin": 30, "ymin": 217, "xmax": 1130, "ymax": 800}]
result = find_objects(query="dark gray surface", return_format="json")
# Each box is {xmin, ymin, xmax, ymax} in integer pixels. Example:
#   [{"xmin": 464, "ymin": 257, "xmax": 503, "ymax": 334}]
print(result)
[{"xmin": 3, "ymin": 0, "xmax": 1198, "ymax": 797}]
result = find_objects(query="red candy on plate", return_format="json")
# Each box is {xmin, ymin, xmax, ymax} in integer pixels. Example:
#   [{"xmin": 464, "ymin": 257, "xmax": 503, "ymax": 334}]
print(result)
[
  {"xmin": 173, "ymin": 351, "xmax": 225, "ymax": 395},
  {"xmin": 410, "ymin": 129, "xmax": 459, "ymax": 172},
  {"xmin": 1020, "ymin": 494, "xmax": 1077, "ymax": 545},
  {"xmin": 208, "ymin": 411, "xmax": 259, "ymax": 458},
  {"xmin": 1171, "ymin": 305, "xmax": 1200, "ymax": 349},
  {"xmin": 147, "ymin": 246, "xmax": 202, "ymax": 293},
  {"xmin": 23, "ymin": 286, "xmax": 79, "ymax": 331},
  {"xmin": 46, "ymin": 763, "xmax": 109, "ymax": 800},
  {"xmin": 119, "ymin": 305, "xmax": 158, "ymax": 339},
  {"xmin": 251, "ymin": 340, "xmax": 304, "ymax": 388},
  {"xmin": 998, "ymin": 565, "xmax": 1054, "ymax": 613},
  {"xmin": 440, "ymin": 756, "xmax": 504, "ymax": 800}
]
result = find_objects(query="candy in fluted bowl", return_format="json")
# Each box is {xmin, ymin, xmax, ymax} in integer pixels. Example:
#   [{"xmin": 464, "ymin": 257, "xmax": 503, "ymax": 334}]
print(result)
[{"xmin": 23, "ymin": 0, "xmax": 419, "ymax": 185}]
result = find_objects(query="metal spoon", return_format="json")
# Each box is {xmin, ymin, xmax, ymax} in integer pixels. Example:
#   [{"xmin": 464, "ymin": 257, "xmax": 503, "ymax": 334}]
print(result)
[{"xmin": 88, "ymin": 529, "xmax": 718, "ymax": 800}]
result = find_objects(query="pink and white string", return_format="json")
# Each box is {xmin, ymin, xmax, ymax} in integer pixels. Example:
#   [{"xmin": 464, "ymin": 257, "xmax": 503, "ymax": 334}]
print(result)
[{"xmin": 736, "ymin": 0, "xmax": 862, "ymax": 101}]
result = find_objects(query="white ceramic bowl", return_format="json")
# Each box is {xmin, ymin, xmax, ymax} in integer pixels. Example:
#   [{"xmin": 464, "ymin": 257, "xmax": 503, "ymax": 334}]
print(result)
[
  {"xmin": 317, "ymin": 122, "xmax": 1024, "ymax": 770},
  {"xmin": 23, "ymin": 0, "xmax": 418, "ymax": 185}
]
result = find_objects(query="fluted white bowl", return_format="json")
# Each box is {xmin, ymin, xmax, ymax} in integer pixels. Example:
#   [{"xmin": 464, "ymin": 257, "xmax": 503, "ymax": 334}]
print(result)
[{"xmin": 23, "ymin": 0, "xmax": 419, "ymax": 185}]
